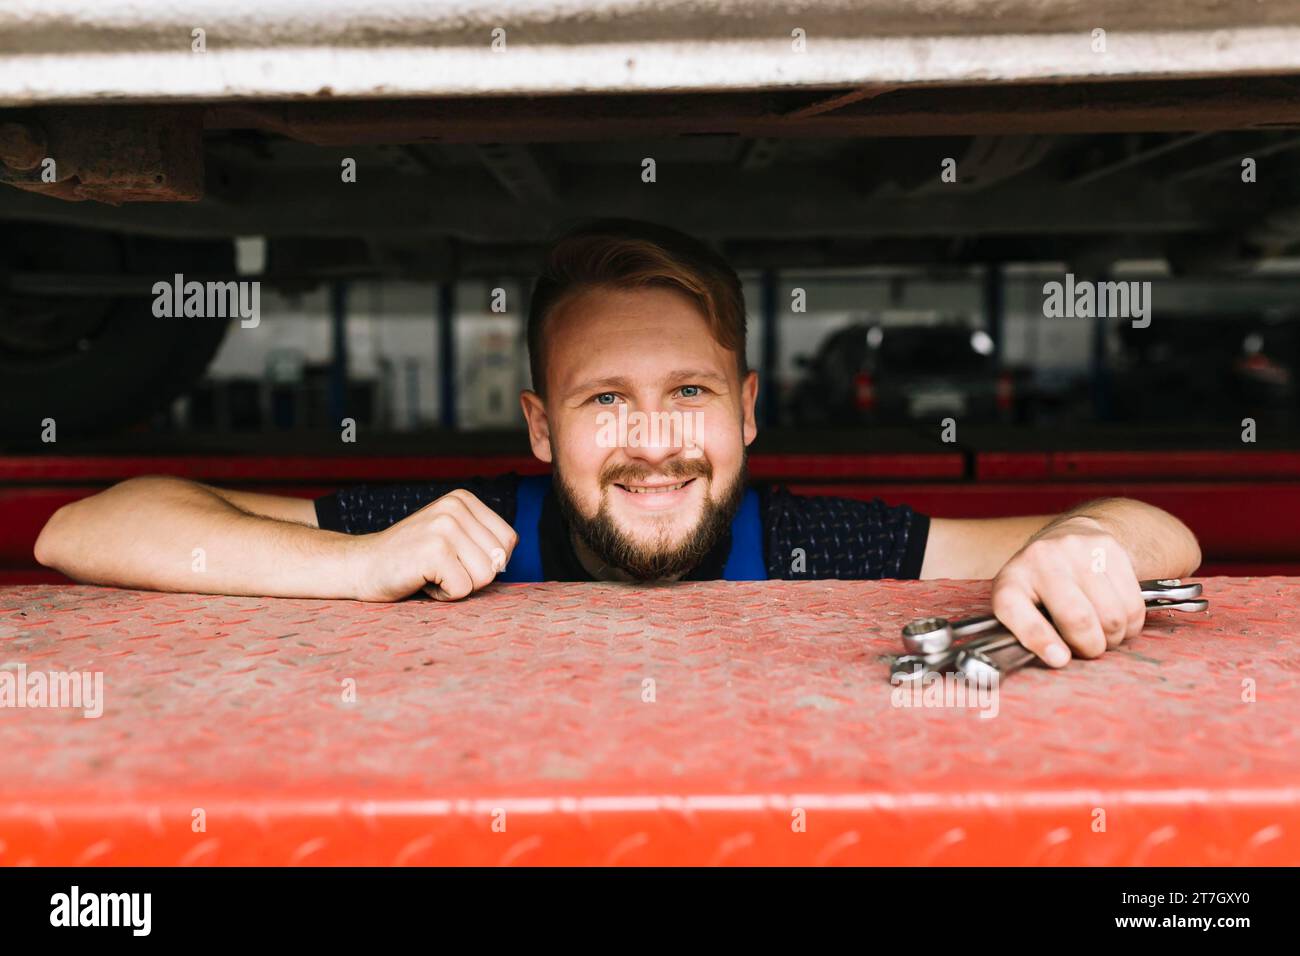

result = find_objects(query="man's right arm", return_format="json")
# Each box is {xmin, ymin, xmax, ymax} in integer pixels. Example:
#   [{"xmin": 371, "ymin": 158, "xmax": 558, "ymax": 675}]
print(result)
[{"xmin": 33, "ymin": 475, "xmax": 517, "ymax": 602}]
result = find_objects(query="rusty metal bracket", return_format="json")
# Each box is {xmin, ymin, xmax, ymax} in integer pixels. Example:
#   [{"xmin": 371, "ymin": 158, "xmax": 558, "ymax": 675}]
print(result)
[{"xmin": 0, "ymin": 107, "xmax": 204, "ymax": 203}]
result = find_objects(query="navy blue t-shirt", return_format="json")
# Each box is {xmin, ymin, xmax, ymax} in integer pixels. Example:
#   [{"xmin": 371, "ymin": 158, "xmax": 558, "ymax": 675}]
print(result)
[{"xmin": 314, "ymin": 474, "xmax": 929, "ymax": 581}]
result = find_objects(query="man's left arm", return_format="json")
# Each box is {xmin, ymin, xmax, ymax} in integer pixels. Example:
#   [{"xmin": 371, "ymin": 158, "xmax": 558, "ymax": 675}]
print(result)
[{"xmin": 919, "ymin": 498, "xmax": 1202, "ymax": 668}]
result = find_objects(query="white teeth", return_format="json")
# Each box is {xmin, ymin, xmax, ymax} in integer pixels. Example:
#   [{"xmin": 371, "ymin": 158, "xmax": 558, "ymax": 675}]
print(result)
[{"xmin": 623, "ymin": 481, "xmax": 688, "ymax": 494}]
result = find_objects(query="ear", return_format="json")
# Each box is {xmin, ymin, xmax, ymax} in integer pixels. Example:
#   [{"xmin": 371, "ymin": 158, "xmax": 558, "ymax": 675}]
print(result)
[
  {"xmin": 519, "ymin": 389, "xmax": 554, "ymax": 464},
  {"xmin": 740, "ymin": 369, "xmax": 759, "ymax": 446}
]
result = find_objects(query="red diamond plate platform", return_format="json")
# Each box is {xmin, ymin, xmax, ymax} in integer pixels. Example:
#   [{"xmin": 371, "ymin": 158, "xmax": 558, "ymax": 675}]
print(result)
[{"xmin": 0, "ymin": 578, "xmax": 1296, "ymax": 866}]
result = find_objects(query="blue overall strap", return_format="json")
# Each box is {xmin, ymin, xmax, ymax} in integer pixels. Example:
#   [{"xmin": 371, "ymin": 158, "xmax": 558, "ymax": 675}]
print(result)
[
  {"xmin": 498, "ymin": 474, "xmax": 551, "ymax": 582},
  {"xmin": 722, "ymin": 488, "xmax": 767, "ymax": 581}
]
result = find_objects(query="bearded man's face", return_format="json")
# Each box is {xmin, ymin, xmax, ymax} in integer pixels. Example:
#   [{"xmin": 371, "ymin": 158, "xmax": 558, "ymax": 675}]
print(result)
[{"xmin": 520, "ymin": 284, "xmax": 759, "ymax": 580}]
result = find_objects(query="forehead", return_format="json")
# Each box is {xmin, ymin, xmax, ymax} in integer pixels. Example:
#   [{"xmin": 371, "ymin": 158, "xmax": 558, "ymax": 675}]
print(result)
[{"xmin": 545, "ymin": 285, "xmax": 735, "ymax": 393}]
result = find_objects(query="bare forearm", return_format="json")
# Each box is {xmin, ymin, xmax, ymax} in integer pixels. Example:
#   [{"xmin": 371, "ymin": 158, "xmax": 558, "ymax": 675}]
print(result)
[
  {"xmin": 1045, "ymin": 497, "xmax": 1202, "ymax": 579},
  {"xmin": 923, "ymin": 497, "xmax": 1202, "ymax": 580},
  {"xmin": 34, "ymin": 476, "xmax": 361, "ymax": 598}
]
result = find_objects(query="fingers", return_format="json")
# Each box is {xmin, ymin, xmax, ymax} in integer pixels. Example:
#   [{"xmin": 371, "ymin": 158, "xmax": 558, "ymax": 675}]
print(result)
[
  {"xmin": 440, "ymin": 490, "xmax": 518, "ymax": 565},
  {"xmin": 1122, "ymin": 583, "xmax": 1146, "ymax": 642},
  {"xmin": 1037, "ymin": 575, "xmax": 1107, "ymax": 659},
  {"xmin": 434, "ymin": 494, "xmax": 514, "ymax": 573},
  {"xmin": 421, "ymin": 515, "xmax": 498, "ymax": 601},
  {"xmin": 990, "ymin": 582, "xmax": 1072, "ymax": 668},
  {"xmin": 991, "ymin": 521, "xmax": 1149, "ymax": 668},
  {"xmin": 423, "ymin": 582, "xmax": 457, "ymax": 601},
  {"xmin": 362, "ymin": 489, "xmax": 520, "ymax": 603},
  {"xmin": 1103, "ymin": 550, "xmax": 1147, "ymax": 643},
  {"xmin": 1074, "ymin": 572, "xmax": 1128, "ymax": 651}
]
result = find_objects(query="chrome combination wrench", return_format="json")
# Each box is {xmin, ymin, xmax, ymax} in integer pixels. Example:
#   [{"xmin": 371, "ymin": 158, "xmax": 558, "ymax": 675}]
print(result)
[{"xmin": 889, "ymin": 579, "xmax": 1209, "ymax": 683}]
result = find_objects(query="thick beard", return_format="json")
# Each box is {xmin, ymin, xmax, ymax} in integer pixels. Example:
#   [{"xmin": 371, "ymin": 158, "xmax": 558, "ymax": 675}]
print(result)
[{"xmin": 553, "ymin": 455, "xmax": 748, "ymax": 581}]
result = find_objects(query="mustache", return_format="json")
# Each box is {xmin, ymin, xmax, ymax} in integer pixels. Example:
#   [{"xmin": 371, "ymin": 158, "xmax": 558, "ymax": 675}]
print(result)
[{"xmin": 601, "ymin": 458, "xmax": 712, "ymax": 488}]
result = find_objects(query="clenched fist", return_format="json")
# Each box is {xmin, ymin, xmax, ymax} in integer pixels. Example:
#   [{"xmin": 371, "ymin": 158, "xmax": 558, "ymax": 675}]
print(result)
[{"xmin": 346, "ymin": 489, "xmax": 519, "ymax": 602}]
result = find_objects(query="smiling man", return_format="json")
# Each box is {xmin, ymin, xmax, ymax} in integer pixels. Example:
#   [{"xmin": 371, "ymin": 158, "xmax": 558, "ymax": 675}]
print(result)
[{"xmin": 35, "ymin": 218, "xmax": 1201, "ymax": 669}]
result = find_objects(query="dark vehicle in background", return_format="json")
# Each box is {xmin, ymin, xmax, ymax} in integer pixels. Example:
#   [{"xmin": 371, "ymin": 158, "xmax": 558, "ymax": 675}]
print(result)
[
  {"xmin": 788, "ymin": 322, "xmax": 1028, "ymax": 426},
  {"xmin": 1111, "ymin": 315, "xmax": 1296, "ymax": 426}
]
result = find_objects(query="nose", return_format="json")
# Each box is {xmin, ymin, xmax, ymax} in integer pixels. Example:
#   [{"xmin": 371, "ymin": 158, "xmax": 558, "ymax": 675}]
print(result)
[{"xmin": 620, "ymin": 404, "xmax": 692, "ymax": 469}]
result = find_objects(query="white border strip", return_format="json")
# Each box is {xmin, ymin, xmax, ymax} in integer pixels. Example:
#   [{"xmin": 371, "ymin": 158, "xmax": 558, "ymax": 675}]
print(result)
[{"xmin": 3, "ymin": 28, "xmax": 1300, "ymax": 106}]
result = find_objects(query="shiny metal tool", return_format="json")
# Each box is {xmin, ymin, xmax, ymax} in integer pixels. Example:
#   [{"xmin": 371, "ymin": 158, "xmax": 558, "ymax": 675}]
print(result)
[{"xmin": 889, "ymin": 579, "xmax": 1209, "ymax": 683}]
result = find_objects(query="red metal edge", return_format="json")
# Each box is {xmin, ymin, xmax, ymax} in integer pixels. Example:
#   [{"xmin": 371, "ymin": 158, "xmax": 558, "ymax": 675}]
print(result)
[
  {"xmin": 975, "ymin": 452, "xmax": 1051, "ymax": 480},
  {"xmin": 0, "ymin": 453, "xmax": 964, "ymax": 483},
  {"xmin": 978, "ymin": 450, "xmax": 1300, "ymax": 481},
  {"xmin": 746, "ymin": 453, "xmax": 963, "ymax": 480},
  {"xmin": 0, "ymin": 455, "xmax": 549, "ymax": 483},
  {"xmin": 8, "ymin": 450, "xmax": 1297, "ymax": 483},
  {"xmin": 2, "ymin": 783, "xmax": 1297, "ymax": 865}
]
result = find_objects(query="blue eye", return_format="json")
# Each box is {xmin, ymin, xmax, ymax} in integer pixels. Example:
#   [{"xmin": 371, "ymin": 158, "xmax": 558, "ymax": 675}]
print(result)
[
  {"xmin": 679, "ymin": 385, "xmax": 703, "ymax": 398},
  {"xmin": 594, "ymin": 393, "xmax": 617, "ymax": 405}
]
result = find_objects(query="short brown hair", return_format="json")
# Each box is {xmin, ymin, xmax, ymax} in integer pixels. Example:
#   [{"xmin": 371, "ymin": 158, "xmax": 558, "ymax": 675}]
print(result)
[{"xmin": 526, "ymin": 218, "xmax": 748, "ymax": 396}]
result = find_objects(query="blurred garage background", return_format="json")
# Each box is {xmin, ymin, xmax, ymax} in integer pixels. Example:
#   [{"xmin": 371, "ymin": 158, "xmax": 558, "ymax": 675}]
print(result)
[{"xmin": 5, "ymin": 1, "xmax": 1300, "ymax": 580}]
